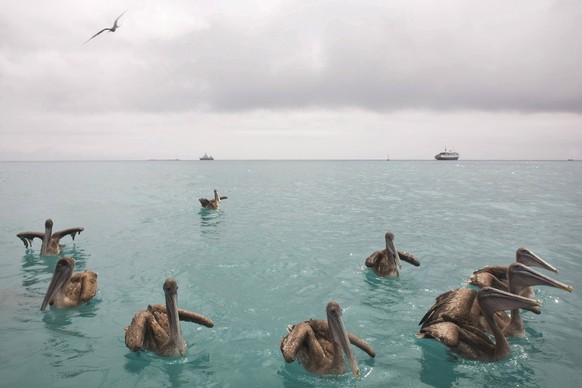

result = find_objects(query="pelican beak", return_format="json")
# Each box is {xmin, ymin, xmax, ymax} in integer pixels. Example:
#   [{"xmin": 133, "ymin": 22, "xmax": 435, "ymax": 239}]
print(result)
[
  {"xmin": 509, "ymin": 263, "xmax": 574, "ymax": 294},
  {"xmin": 327, "ymin": 303, "xmax": 360, "ymax": 378},
  {"xmin": 478, "ymin": 287, "xmax": 542, "ymax": 315},
  {"xmin": 163, "ymin": 279, "xmax": 182, "ymax": 338},
  {"xmin": 41, "ymin": 258, "xmax": 73, "ymax": 310},
  {"xmin": 518, "ymin": 248, "xmax": 559, "ymax": 274},
  {"xmin": 385, "ymin": 233, "xmax": 401, "ymax": 269}
]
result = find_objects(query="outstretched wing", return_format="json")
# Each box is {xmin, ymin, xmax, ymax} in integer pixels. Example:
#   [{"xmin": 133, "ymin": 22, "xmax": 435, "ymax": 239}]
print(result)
[
  {"xmin": 52, "ymin": 227, "xmax": 84, "ymax": 242},
  {"xmin": 398, "ymin": 250, "xmax": 420, "ymax": 266},
  {"xmin": 16, "ymin": 231, "xmax": 45, "ymax": 248},
  {"xmin": 347, "ymin": 332, "xmax": 376, "ymax": 358},
  {"xmin": 147, "ymin": 304, "xmax": 214, "ymax": 327},
  {"xmin": 84, "ymin": 28, "xmax": 111, "ymax": 44},
  {"xmin": 112, "ymin": 10, "xmax": 127, "ymax": 29}
]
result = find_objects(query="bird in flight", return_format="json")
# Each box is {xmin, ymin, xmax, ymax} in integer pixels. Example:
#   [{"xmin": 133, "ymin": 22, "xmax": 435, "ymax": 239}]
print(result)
[{"xmin": 84, "ymin": 10, "xmax": 127, "ymax": 44}]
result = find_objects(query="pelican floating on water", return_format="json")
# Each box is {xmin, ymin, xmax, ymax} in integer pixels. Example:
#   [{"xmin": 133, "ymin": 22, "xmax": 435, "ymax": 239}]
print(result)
[
  {"xmin": 499, "ymin": 262, "xmax": 572, "ymax": 337},
  {"xmin": 365, "ymin": 232, "xmax": 420, "ymax": 277},
  {"xmin": 469, "ymin": 247, "xmax": 559, "ymax": 298},
  {"xmin": 280, "ymin": 301, "xmax": 375, "ymax": 378},
  {"xmin": 84, "ymin": 10, "xmax": 126, "ymax": 44},
  {"xmin": 199, "ymin": 189, "xmax": 228, "ymax": 210},
  {"xmin": 419, "ymin": 263, "xmax": 572, "ymax": 337},
  {"xmin": 124, "ymin": 278, "xmax": 214, "ymax": 357},
  {"xmin": 416, "ymin": 287, "xmax": 541, "ymax": 361},
  {"xmin": 41, "ymin": 257, "xmax": 97, "ymax": 310},
  {"xmin": 17, "ymin": 219, "xmax": 84, "ymax": 256}
]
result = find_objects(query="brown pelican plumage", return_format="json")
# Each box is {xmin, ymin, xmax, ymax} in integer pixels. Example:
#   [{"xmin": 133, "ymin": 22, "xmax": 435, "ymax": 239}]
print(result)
[
  {"xmin": 419, "ymin": 262, "xmax": 572, "ymax": 337},
  {"xmin": 469, "ymin": 247, "xmax": 558, "ymax": 297},
  {"xmin": 41, "ymin": 257, "xmax": 97, "ymax": 310},
  {"xmin": 124, "ymin": 278, "xmax": 214, "ymax": 357},
  {"xmin": 365, "ymin": 232, "xmax": 420, "ymax": 277},
  {"xmin": 17, "ymin": 219, "xmax": 84, "ymax": 256},
  {"xmin": 280, "ymin": 301, "xmax": 375, "ymax": 378},
  {"xmin": 199, "ymin": 189, "xmax": 227, "ymax": 210},
  {"xmin": 84, "ymin": 10, "xmax": 127, "ymax": 44},
  {"xmin": 416, "ymin": 287, "xmax": 541, "ymax": 361}
]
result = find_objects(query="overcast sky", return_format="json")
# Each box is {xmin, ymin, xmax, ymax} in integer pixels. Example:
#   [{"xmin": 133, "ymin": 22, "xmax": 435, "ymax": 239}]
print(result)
[{"xmin": 1, "ymin": 0, "xmax": 581, "ymax": 160}]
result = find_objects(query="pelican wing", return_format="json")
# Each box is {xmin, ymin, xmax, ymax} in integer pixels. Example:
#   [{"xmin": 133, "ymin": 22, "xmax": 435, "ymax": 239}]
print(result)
[
  {"xmin": 365, "ymin": 249, "xmax": 385, "ymax": 267},
  {"xmin": 473, "ymin": 265, "xmax": 509, "ymax": 280},
  {"xmin": 199, "ymin": 198, "xmax": 214, "ymax": 208},
  {"xmin": 177, "ymin": 309, "xmax": 214, "ymax": 327},
  {"xmin": 219, "ymin": 196, "xmax": 228, "ymax": 200},
  {"xmin": 125, "ymin": 311, "xmax": 151, "ymax": 352},
  {"xmin": 280, "ymin": 321, "xmax": 327, "ymax": 363},
  {"xmin": 147, "ymin": 304, "xmax": 214, "ymax": 327},
  {"xmin": 51, "ymin": 227, "xmax": 84, "ymax": 241},
  {"xmin": 16, "ymin": 231, "xmax": 45, "ymax": 248},
  {"xmin": 419, "ymin": 288, "xmax": 477, "ymax": 328},
  {"xmin": 68, "ymin": 271, "xmax": 98, "ymax": 304},
  {"xmin": 398, "ymin": 250, "xmax": 420, "ymax": 266},
  {"xmin": 347, "ymin": 332, "xmax": 376, "ymax": 358}
]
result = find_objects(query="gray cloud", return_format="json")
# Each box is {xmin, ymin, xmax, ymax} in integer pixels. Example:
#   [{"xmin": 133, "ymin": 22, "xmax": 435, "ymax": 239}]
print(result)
[{"xmin": 1, "ymin": 0, "xmax": 581, "ymax": 160}]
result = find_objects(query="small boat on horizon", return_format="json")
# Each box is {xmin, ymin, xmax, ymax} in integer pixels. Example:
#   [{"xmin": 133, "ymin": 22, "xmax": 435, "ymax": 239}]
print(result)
[
  {"xmin": 435, "ymin": 148, "xmax": 460, "ymax": 161},
  {"xmin": 200, "ymin": 153, "xmax": 214, "ymax": 161}
]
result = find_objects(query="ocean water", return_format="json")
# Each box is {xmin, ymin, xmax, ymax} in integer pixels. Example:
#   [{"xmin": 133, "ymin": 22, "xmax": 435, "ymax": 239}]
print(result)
[{"xmin": 0, "ymin": 160, "xmax": 580, "ymax": 387}]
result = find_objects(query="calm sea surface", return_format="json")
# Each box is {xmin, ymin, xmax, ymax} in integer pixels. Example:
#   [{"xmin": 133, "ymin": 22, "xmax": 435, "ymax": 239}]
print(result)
[{"xmin": 0, "ymin": 160, "xmax": 580, "ymax": 387}]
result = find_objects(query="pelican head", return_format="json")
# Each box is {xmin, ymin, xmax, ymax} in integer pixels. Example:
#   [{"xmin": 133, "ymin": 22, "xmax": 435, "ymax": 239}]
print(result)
[
  {"xmin": 41, "ymin": 257, "xmax": 74, "ymax": 310},
  {"xmin": 41, "ymin": 218, "xmax": 54, "ymax": 254},
  {"xmin": 326, "ymin": 301, "xmax": 360, "ymax": 378},
  {"xmin": 477, "ymin": 286, "xmax": 541, "ymax": 316},
  {"xmin": 508, "ymin": 262, "xmax": 574, "ymax": 294},
  {"xmin": 516, "ymin": 247, "xmax": 558, "ymax": 274},
  {"xmin": 384, "ymin": 231, "xmax": 401, "ymax": 269},
  {"xmin": 163, "ymin": 278, "xmax": 186, "ymax": 356}
]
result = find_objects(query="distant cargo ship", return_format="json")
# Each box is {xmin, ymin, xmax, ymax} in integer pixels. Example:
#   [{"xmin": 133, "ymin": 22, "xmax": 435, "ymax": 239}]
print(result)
[
  {"xmin": 200, "ymin": 153, "xmax": 214, "ymax": 160},
  {"xmin": 434, "ymin": 148, "xmax": 460, "ymax": 160}
]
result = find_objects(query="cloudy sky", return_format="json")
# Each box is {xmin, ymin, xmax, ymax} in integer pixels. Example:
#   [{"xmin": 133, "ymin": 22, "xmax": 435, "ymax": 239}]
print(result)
[{"xmin": 1, "ymin": 0, "xmax": 581, "ymax": 160}]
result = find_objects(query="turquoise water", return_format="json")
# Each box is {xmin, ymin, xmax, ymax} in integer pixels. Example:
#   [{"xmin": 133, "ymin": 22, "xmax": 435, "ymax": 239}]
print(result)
[{"xmin": 0, "ymin": 160, "xmax": 580, "ymax": 387}]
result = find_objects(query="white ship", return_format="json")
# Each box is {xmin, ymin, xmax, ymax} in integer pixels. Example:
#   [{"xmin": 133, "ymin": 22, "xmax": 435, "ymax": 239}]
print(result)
[{"xmin": 434, "ymin": 148, "xmax": 460, "ymax": 161}]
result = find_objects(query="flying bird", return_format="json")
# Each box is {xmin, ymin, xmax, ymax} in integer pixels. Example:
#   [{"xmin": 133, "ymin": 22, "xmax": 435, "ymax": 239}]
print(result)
[{"xmin": 84, "ymin": 10, "xmax": 127, "ymax": 44}]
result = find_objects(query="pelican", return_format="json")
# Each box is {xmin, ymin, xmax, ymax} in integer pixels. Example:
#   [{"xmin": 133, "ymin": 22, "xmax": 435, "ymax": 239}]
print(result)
[
  {"xmin": 501, "ymin": 262, "xmax": 572, "ymax": 337},
  {"xmin": 419, "ymin": 263, "xmax": 572, "ymax": 337},
  {"xmin": 365, "ymin": 232, "xmax": 420, "ymax": 277},
  {"xmin": 416, "ymin": 287, "xmax": 541, "ymax": 361},
  {"xmin": 84, "ymin": 10, "xmax": 127, "ymax": 44},
  {"xmin": 125, "ymin": 278, "xmax": 214, "ymax": 357},
  {"xmin": 469, "ymin": 247, "xmax": 559, "ymax": 298},
  {"xmin": 41, "ymin": 257, "xmax": 97, "ymax": 310},
  {"xmin": 17, "ymin": 219, "xmax": 84, "ymax": 256},
  {"xmin": 199, "ymin": 189, "xmax": 228, "ymax": 210},
  {"xmin": 280, "ymin": 301, "xmax": 375, "ymax": 378}
]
